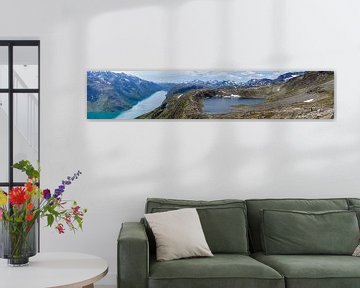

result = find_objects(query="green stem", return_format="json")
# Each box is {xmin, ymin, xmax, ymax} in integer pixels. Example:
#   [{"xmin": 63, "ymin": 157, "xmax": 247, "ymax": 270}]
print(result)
[{"xmin": 8, "ymin": 222, "xmax": 31, "ymax": 259}]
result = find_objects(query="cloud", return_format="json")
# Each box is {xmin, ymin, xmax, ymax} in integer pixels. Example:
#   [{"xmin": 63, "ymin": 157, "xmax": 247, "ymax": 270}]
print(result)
[{"xmin": 240, "ymin": 71, "xmax": 256, "ymax": 76}]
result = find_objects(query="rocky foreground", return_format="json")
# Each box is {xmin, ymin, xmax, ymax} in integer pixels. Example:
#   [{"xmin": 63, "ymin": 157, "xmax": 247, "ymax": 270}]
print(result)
[{"xmin": 139, "ymin": 71, "xmax": 334, "ymax": 119}]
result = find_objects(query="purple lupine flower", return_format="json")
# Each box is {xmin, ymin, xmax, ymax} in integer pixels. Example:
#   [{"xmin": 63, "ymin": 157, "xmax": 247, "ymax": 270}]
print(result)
[
  {"xmin": 54, "ymin": 170, "xmax": 82, "ymax": 199},
  {"xmin": 54, "ymin": 189, "xmax": 63, "ymax": 198},
  {"xmin": 43, "ymin": 189, "xmax": 51, "ymax": 200}
]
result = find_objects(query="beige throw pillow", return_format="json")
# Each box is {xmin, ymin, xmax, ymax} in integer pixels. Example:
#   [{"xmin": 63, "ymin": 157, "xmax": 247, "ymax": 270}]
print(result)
[
  {"xmin": 145, "ymin": 208, "xmax": 213, "ymax": 261},
  {"xmin": 353, "ymin": 244, "xmax": 360, "ymax": 256}
]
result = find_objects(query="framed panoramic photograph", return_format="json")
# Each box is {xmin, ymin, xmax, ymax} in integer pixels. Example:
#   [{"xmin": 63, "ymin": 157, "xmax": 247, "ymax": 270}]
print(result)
[{"xmin": 87, "ymin": 70, "xmax": 334, "ymax": 120}]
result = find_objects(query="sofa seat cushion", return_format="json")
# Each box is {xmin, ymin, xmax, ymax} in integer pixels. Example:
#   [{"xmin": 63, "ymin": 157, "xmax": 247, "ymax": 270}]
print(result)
[
  {"xmin": 149, "ymin": 254, "xmax": 284, "ymax": 288},
  {"xmin": 252, "ymin": 252, "xmax": 360, "ymax": 288}
]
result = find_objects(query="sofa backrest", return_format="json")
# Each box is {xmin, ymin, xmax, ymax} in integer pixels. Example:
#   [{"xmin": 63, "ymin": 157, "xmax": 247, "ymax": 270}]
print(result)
[
  {"xmin": 245, "ymin": 198, "xmax": 350, "ymax": 252},
  {"xmin": 145, "ymin": 198, "xmax": 249, "ymax": 255},
  {"xmin": 348, "ymin": 198, "xmax": 360, "ymax": 207}
]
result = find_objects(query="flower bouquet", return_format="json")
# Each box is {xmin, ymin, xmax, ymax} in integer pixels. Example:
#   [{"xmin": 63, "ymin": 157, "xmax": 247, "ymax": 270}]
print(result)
[{"xmin": 0, "ymin": 160, "xmax": 87, "ymax": 266}]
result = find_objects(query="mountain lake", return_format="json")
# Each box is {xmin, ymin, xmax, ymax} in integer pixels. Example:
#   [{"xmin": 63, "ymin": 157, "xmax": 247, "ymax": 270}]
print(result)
[
  {"xmin": 116, "ymin": 90, "xmax": 167, "ymax": 119},
  {"xmin": 203, "ymin": 96, "xmax": 265, "ymax": 114}
]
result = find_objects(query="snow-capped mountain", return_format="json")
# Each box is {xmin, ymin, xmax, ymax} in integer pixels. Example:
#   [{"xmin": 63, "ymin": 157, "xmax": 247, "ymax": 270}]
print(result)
[
  {"xmin": 245, "ymin": 72, "xmax": 304, "ymax": 87},
  {"xmin": 87, "ymin": 71, "xmax": 162, "ymax": 112}
]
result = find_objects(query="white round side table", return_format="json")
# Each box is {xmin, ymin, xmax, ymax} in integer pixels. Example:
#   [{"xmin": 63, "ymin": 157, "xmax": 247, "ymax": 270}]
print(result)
[{"xmin": 0, "ymin": 252, "xmax": 108, "ymax": 288}]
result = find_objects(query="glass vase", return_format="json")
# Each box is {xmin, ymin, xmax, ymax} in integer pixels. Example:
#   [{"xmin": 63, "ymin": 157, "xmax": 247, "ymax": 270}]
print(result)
[{"xmin": 0, "ymin": 220, "xmax": 37, "ymax": 266}]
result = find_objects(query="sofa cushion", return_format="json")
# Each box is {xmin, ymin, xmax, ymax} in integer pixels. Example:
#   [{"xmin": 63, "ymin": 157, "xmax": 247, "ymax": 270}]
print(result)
[
  {"xmin": 350, "ymin": 206, "xmax": 360, "ymax": 228},
  {"xmin": 261, "ymin": 209, "xmax": 359, "ymax": 255},
  {"xmin": 347, "ymin": 199, "xmax": 360, "ymax": 229},
  {"xmin": 146, "ymin": 198, "xmax": 249, "ymax": 254},
  {"xmin": 246, "ymin": 198, "xmax": 349, "ymax": 252},
  {"xmin": 252, "ymin": 252, "xmax": 360, "ymax": 288},
  {"xmin": 145, "ymin": 208, "xmax": 213, "ymax": 261},
  {"xmin": 149, "ymin": 254, "xmax": 284, "ymax": 288},
  {"xmin": 347, "ymin": 198, "xmax": 360, "ymax": 207}
]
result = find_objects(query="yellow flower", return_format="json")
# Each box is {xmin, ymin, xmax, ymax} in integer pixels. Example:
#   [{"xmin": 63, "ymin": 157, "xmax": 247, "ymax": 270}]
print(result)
[{"xmin": 0, "ymin": 190, "xmax": 7, "ymax": 206}]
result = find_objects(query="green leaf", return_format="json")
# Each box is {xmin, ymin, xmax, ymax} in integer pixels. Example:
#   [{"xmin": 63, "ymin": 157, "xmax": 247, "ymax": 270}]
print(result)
[
  {"xmin": 46, "ymin": 205, "xmax": 60, "ymax": 217},
  {"xmin": 75, "ymin": 216, "xmax": 83, "ymax": 230},
  {"xmin": 12, "ymin": 160, "xmax": 40, "ymax": 180},
  {"xmin": 47, "ymin": 214, "xmax": 54, "ymax": 227}
]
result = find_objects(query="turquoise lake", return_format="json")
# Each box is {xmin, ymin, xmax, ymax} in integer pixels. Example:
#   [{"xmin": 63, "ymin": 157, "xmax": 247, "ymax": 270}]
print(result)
[
  {"xmin": 203, "ymin": 97, "xmax": 265, "ymax": 114},
  {"xmin": 116, "ymin": 91, "xmax": 167, "ymax": 119},
  {"xmin": 87, "ymin": 90, "xmax": 167, "ymax": 119}
]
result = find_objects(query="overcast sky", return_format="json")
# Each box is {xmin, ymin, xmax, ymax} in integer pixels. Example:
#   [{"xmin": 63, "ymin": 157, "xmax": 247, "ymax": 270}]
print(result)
[{"xmin": 112, "ymin": 70, "xmax": 296, "ymax": 83}]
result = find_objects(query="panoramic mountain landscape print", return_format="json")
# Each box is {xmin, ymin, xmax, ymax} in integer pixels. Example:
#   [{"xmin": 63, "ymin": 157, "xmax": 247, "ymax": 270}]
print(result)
[{"xmin": 87, "ymin": 70, "xmax": 334, "ymax": 119}]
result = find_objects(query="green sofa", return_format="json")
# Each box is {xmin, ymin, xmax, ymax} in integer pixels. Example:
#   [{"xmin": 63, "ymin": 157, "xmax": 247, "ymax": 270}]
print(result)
[{"xmin": 118, "ymin": 198, "xmax": 360, "ymax": 288}]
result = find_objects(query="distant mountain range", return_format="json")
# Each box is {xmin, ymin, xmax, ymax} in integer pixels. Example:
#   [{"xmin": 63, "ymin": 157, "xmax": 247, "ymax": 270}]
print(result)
[
  {"xmin": 87, "ymin": 71, "xmax": 305, "ymax": 115},
  {"xmin": 245, "ymin": 71, "xmax": 305, "ymax": 87},
  {"xmin": 166, "ymin": 72, "xmax": 304, "ymax": 96}
]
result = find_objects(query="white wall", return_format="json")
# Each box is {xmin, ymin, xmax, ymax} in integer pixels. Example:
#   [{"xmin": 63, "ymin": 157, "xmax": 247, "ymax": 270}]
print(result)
[{"xmin": 1, "ymin": 0, "xmax": 360, "ymax": 285}]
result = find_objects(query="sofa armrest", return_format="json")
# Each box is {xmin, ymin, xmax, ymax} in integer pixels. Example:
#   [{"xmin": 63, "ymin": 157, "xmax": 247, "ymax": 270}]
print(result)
[{"xmin": 118, "ymin": 222, "xmax": 149, "ymax": 288}]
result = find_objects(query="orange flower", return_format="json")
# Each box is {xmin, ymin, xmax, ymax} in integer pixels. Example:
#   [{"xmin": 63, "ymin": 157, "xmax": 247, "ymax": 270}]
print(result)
[
  {"xmin": 25, "ymin": 182, "xmax": 33, "ymax": 192},
  {"xmin": 26, "ymin": 203, "xmax": 34, "ymax": 210},
  {"xmin": 26, "ymin": 214, "xmax": 33, "ymax": 221},
  {"xmin": 24, "ymin": 193, "xmax": 31, "ymax": 200}
]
